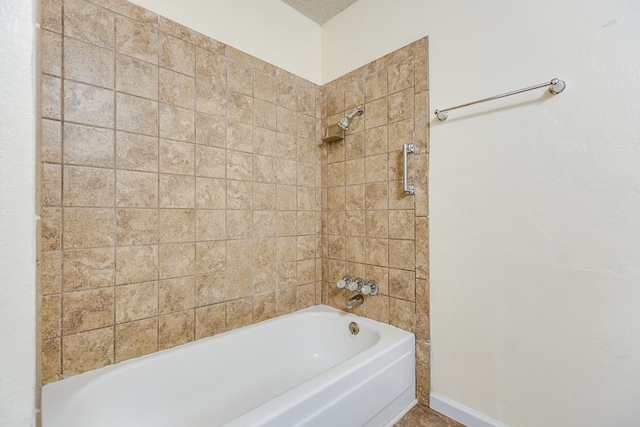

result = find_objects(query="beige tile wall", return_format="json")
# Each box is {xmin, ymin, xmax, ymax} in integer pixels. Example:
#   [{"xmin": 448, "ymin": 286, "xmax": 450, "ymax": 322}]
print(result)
[
  {"xmin": 39, "ymin": 0, "xmax": 429, "ymax": 403},
  {"xmin": 40, "ymin": 0, "xmax": 323, "ymax": 383},
  {"xmin": 320, "ymin": 37, "xmax": 431, "ymax": 404}
]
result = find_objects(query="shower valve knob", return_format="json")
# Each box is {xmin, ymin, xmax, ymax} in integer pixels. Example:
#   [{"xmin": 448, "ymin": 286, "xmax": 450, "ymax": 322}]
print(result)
[
  {"xmin": 362, "ymin": 281, "xmax": 379, "ymax": 296},
  {"xmin": 337, "ymin": 275, "xmax": 352, "ymax": 289},
  {"xmin": 348, "ymin": 278, "xmax": 364, "ymax": 292}
]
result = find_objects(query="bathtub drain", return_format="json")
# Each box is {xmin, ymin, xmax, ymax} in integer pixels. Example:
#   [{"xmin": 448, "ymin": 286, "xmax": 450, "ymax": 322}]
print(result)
[{"xmin": 349, "ymin": 322, "xmax": 359, "ymax": 335}]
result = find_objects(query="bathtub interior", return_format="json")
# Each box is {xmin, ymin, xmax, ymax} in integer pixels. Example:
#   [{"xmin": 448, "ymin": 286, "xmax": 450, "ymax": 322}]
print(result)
[{"xmin": 43, "ymin": 305, "xmax": 415, "ymax": 427}]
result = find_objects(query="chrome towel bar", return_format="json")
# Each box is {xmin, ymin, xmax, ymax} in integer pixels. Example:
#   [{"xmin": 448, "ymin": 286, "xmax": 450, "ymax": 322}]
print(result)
[{"xmin": 434, "ymin": 78, "xmax": 566, "ymax": 121}]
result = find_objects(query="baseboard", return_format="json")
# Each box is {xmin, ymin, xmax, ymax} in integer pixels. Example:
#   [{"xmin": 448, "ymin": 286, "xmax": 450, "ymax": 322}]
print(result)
[{"xmin": 429, "ymin": 393, "xmax": 507, "ymax": 427}]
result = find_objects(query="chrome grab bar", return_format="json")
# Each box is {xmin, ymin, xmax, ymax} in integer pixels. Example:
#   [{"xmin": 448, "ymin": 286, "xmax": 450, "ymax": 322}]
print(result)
[{"xmin": 402, "ymin": 143, "xmax": 415, "ymax": 195}]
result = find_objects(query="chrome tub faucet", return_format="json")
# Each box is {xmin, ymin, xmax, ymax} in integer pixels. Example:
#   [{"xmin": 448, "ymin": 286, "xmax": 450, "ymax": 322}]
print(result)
[{"xmin": 345, "ymin": 294, "xmax": 364, "ymax": 309}]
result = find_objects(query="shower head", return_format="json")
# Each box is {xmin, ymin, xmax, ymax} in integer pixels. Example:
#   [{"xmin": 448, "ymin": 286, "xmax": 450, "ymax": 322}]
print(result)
[{"xmin": 337, "ymin": 105, "xmax": 364, "ymax": 131}]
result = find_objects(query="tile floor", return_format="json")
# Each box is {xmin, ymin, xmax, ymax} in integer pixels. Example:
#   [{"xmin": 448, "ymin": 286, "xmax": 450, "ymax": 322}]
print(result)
[{"xmin": 394, "ymin": 403, "xmax": 464, "ymax": 427}]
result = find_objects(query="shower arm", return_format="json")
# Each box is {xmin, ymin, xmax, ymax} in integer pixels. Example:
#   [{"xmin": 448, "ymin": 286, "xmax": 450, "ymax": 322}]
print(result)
[{"xmin": 347, "ymin": 105, "xmax": 365, "ymax": 119}]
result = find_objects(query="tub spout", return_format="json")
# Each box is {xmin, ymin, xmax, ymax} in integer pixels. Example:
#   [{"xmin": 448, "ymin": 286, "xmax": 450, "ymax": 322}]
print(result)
[{"xmin": 345, "ymin": 294, "xmax": 364, "ymax": 309}]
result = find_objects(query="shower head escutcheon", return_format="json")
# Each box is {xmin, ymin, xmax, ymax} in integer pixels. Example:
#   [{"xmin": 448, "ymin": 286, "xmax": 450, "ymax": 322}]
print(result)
[{"xmin": 337, "ymin": 105, "xmax": 365, "ymax": 131}]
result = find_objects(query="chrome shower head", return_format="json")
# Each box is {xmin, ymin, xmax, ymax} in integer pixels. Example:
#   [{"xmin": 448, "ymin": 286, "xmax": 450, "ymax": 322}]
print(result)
[
  {"xmin": 337, "ymin": 105, "xmax": 364, "ymax": 131},
  {"xmin": 337, "ymin": 117, "xmax": 350, "ymax": 131}
]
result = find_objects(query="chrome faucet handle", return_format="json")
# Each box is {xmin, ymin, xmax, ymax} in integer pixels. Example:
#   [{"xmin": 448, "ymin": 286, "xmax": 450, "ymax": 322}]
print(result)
[
  {"xmin": 337, "ymin": 275, "xmax": 352, "ymax": 289},
  {"xmin": 347, "ymin": 277, "xmax": 364, "ymax": 292},
  {"xmin": 361, "ymin": 281, "xmax": 379, "ymax": 296}
]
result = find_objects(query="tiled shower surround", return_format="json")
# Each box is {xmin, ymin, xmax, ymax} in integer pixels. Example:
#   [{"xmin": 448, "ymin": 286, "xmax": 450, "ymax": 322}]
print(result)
[
  {"xmin": 39, "ymin": 0, "xmax": 429, "ymax": 404},
  {"xmin": 320, "ymin": 38, "xmax": 430, "ymax": 403},
  {"xmin": 40, "ymin": 0, "xmax": 322, "ymax": 381}
]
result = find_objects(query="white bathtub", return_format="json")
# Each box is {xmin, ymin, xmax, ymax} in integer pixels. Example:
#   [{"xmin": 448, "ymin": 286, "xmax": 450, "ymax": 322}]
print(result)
[{"xmin": 43, "ymin": 305, "xmax": 415, "ymax": 427}]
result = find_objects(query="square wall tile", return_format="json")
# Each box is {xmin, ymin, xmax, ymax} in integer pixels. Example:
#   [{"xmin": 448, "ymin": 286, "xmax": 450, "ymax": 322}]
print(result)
[
  {"xmin": 195, "ymin": 209, "xmax": 226, "ymax": 241},
  {"xmin": 64, "ymin": 123, "xmax": 114, "ymax": 168},
  {"xmin": 115, "ymin": 318, "xmax": 158, "ymax": 362},
  {"xmin": 116, "ymin": 93, "xmax": 158, "ymax": 136},
  {"xmin": 365, "ymin": 69, "xmax": 387, "ymax": 102},
  {"xmin": 159, "ymin": 276, "xmax": 196, "ymax": 315},
  {"xmin": 160, "ymin": 33, "xmax": 195, "ymax": 76},
  {"xmin": 64, "ymin": 0, "xmax": 115, "ymax": 49},
  {"xmin": 116, "ymin": 209, "xmax": 158, "ymax": 246},
  {"xmin": 195, "ymin": 241, "xmax": 226, "ymax": 274},
  {"xmin": 42, "ymin": 295, "xmax": 61, "ymax": 339},
  {"xmin": 159, "ymin": 104, "xmax": 195, "ymax": 142},
  {"xmin": 195, "ymin": 145, "xmax": 225, "ymax": 178},
  {"xmin": 388, "ymin": 58, "xmax": 414, "ymax": 94},
  {"xmin": 116, "ymin": 170, "xmax": 158, "ymax": 208},
  {"xmin": 196, "ymin": 273, "xmax": 226, "ymax": 306},
  {"xmin": 195, "ymin": 177, "xmax": 225, "ymax": 210},
  {"xmin": 42, "ymin": 119, "xmax": 62, "ymax": 163},
  {"xmin": 196, "ymin": 48, "xmax": 226, "ymax": 87},
  {"xmin": 226, "ymin": 298, "xmax": 253, "ymax": 329},
  {"xmin": 63, "ymin": 248, "xmax": 115, "ymax": 292},
  {"xmin": 115, "ymin": 131, "xmax": 158, "ymax": 172},
  {"xmin": 115, "ymin": 281, "xmax": 158, "ymax": 323},
  {"xmin": 62, "ymin": 327, "xmax": 114, "ymax": 377},
  {"xmin": 41, "ymin": 251, "xmax": 63, "ymax": 295},
  {"xmin": 196, "ymin": 112, "xmax": 226, "ymax": 147},
  {"xmin": 63, "ymin": 207, "xmax": 114, "ymax": 249},
  {"xmin": 160, "ymin": 174, "xmax": 195, "ymax": 209},
  {"xmin": 41, "ymin": 163, "xmax": 61, "ymax": 207},
  {"xmin": 115, "ymin": 245, "xmax": 158, "ymax": 285},
  {"xmin": 64, "ymin": 80, "xmax": 114, "ymax": 128},
  {"xmin": 64, "ymin": 36, "xmax": 115, "ymax": 88},
  {"xmin": 116, "ymin": 15, "xmax": 158, "ymax": 64},
  {"xmin": 227, "ymin": 61, "xmax": 253, "ymax": 96},
  {"xmin": 159, "ymin": 139, "xmax": 195, "ymax": 175},
  {"xmin": 62, "ymin": 288, "xmax": 114, "ymax": 335},
  {"xmin": 195, "ymin": 303, "xmax": 226, "ymax": 339},
  {"xmin": 42, "ymin": 0, "xmax": 62, "ymax": 33},
  {"xmin": 42, "ymin": 338, "xmax": 61, "ymax": 384},
  {"xmin": 227, "ymin": 121, "xmax": 252, "ymax": 153},
  {"xmin": 158, "ymin": 310, "xmax": 195, "ymax": 350},
  {"xmin": 159, "ymin": 68, "xmax": 195, "ymax": 109},
  {"xmin": 64, "ymin": 166, "xmax": 114, "ymax": 207},
  {"xmin": 42, "ymin": 75, "xmax": 61, "ymax": 120},
  {"xmin": 159, "ymin": 209, "xmax": 195, "ymax": 243},
  {"xmin": 116, "ymin": 54, "xmax": 159, "ymax": 100},
  {"xmin": 42, "ymin": 30, "xmax": 62, "ymax": 76},
  {"xmin": 158, "ymin": 243, "xmax": 195, "ymax": 279},
  {"xmin": 228, "ymin": 92, "xmax": 253, "ymax": 125},
  {"xmin": 254, "ymin": 72, "xmax": 276, "ymax": 103}
]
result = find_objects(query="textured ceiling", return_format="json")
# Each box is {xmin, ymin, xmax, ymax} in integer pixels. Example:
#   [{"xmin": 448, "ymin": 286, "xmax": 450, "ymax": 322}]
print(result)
[{"xmin": 281, "ymin": 0, "xmax": 360, "ymax": 25}]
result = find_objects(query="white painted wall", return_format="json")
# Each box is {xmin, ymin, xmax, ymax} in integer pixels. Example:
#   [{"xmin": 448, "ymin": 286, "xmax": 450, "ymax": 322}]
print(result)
[
  {"xmin": 324, "ymin": 0, "xmax": 640, "ymax": 425},
  {"xmin": 127, "ymin": 0, "xmax": 322, "ymax": 84},
  {"xmin": 0, "ymin": 0, "xmax": 38, "ymax": 425},
  {"xmin": 428, "ymin": 1, "xmax": 640, "ymax": 425},
  {"xmin": 321, "ymin": 0, "xmax": 428, "ymax": 83}
]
